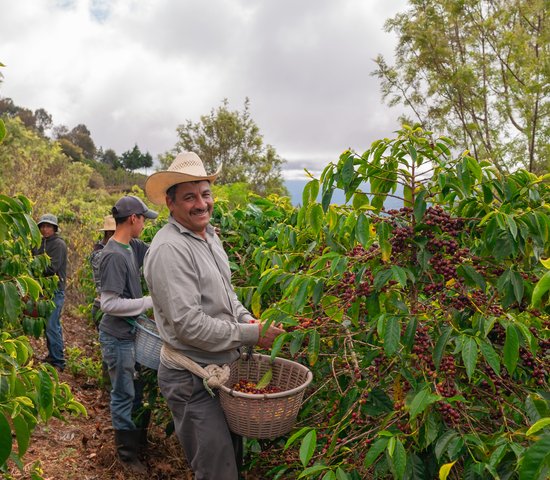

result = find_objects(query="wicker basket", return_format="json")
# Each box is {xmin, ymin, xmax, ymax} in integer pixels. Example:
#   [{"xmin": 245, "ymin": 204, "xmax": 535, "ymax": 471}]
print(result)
[
  {"xmin": 219, "ymin": 353, "xmax": 313, "ymax": 439},
  {"xmin": 134, "ymin": 316, "xmax": 162, "ymax": 370}
]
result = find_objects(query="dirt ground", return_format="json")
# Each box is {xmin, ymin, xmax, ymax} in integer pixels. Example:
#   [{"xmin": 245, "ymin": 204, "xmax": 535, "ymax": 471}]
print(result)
[{"xmin": 8, "ymin": 311, "xmax": 194, "ymax": 480}]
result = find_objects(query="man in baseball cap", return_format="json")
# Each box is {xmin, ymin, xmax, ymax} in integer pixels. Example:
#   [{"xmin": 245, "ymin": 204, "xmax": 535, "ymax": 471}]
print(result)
[{"xmin": 97, "ymin": 195, "xmax": 157, "ymax": 473}]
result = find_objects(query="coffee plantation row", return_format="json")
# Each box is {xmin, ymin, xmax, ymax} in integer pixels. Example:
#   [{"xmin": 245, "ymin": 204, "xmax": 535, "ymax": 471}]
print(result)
[{"xmin": 1, "ymin": 126, "xmax": 549, "ymax": 479}]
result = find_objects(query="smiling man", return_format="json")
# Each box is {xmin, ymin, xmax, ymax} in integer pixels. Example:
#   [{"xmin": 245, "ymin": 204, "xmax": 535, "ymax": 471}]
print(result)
[{"xmin": 144, "ymin": 152, "xmax": 284, "ymax": 479}]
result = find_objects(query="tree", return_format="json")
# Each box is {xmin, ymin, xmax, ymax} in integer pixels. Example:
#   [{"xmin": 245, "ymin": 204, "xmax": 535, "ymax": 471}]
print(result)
[
  {"xmin": 98, "ymin": 147, "xmax": 121, "ymax": 169},
  {"xmin": 120, "ymin": 144, "xmax": 153, "ymax": 171},
  {"xmin": 373, "ymin": 0, "xmax": 549, "ymax": 173},
  {"xmin": 162, "ymin": 98, "xmax": 288, "ymax": 196},
  {"xmin": 54, "ymin": 123, "xmax": 97, "ymax": 160},
  {"xmin": 0, "ymin": 97, "xmax": 52, "ymax": 137}
]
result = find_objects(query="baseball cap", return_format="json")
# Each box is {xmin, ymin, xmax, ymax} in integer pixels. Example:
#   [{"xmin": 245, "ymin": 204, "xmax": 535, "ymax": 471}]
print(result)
[{"xmin": 112, "ymin": 196, "xmax": 158, "ymax": 220}]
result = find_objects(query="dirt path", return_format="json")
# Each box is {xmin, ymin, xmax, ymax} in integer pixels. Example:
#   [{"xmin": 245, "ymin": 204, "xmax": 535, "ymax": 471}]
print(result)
[{"xmin": 9, "ymin": 312, "xmax": 192, "ymax": 480}]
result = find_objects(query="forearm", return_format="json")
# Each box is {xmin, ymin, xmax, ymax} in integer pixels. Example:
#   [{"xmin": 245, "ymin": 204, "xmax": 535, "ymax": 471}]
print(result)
[{"xmin": 100, "ymin": 291, "xmax": 153, "ymax": 317}]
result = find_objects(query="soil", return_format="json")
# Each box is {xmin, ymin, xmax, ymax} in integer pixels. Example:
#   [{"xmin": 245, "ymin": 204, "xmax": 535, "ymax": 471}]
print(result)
[{"xmin": 8, "ymin": 311, "xmax": 193, "ymax": 480}]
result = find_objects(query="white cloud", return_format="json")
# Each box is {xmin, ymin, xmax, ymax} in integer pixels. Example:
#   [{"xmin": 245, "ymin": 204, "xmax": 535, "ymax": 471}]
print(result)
[{"xmin": 0, "ymin": 0, "xmax": 407, "ymax": 179}]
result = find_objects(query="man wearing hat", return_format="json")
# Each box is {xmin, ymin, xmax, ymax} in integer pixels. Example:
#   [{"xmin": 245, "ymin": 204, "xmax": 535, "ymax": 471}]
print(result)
[
  {"xmin": 33, "ymin": 213, "xmax": 68, "ymax": 372},
  {"xmin": 97, "ymin": 195, "xmax": 158, "ymax": 474},
  {"xmin": 90, "ymin": 215, "xmax": 116, "ymax": 326},
  {"xmin": 143, "ymin": 152, "xmax": 284, "ymax": 479}
]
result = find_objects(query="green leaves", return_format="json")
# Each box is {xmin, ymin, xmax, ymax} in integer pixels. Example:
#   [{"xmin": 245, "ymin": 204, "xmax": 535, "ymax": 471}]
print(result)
[
  {"xmin": 408, "ymin": 385, "xmax": 441, "ymax": 421},
  {"xmin": 503, "ymin": 324, "xmax": 520, "ymax": 375},
  {"xmin": 531, "ymin": 271, "xmax": 550, "ymax": 309},
  {"xmin": 461, "ymin": 336, "xmax": 478, "ymax": 381},
  {"xmin": 518, "ymin": 435, "xmax": 550, "ymax": 480}
]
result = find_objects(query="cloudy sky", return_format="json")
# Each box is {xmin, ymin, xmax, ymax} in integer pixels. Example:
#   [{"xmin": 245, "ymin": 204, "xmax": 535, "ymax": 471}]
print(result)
[{"xmin": 1, "ymin": 0, "xmax": 407, "ymax": 179}]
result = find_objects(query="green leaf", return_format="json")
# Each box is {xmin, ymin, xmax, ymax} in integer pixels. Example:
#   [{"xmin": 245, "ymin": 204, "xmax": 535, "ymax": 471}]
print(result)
[
  {"xmin": 390, "ymin": 265, "xmax": 408, "ymax": 287},
  {"xmin": 413, "ymin": 190, "xmax": 427, "ymax": 222},
  {"xmin": 510, "ymin": 271, "xmax": 524, "ymax": 305},
  {"xmin": 433, "ymin": 326, "xmax": 452, "ymax": 370},
  {"xmin": 356, "ymin": 213, "xmax": 371, "ymax": 247},
  {"xmin": 0, "ymin": 282, "xmax": 19, "ymax": 323},
  {"xmin": 457, "ymin": 265, "xmax": 486, "ymax": 291},
  {"xmin": 383, "ymin": 316, "xmax": 400, "ymax": 356},
  {"xmin": 461, "ymin": 336, "xmax": 478, "ymax": 380},
  {"xmin": 388, "ymin": 438, "xmax": 406, "ymax": 480},
  {"xmin": 251, "ymin": 290, "xmax": 261, "ymax": 318},
  {"xmin": 479, "ymin": 339, "xmax": 500, "ymax": 375},
  {"xmin": 335, "ymin": 467, "xmax": 350, "ymax": 480},
  {"xmin": 532, "ymin": 271, "xmax": 550, "ymax": 308},
  {"xmin": 307, "ymin": 330, "xmax": 320, "ymax": 366},
  {"xmin": 435, "ymin": 430, "xmax": 459, "ymax": 461},
  {"xmin": 299, "ymin": 429, "xmax": 317, "ymax": 467},
  {"xmin": 409, "ymin": 385, "xmax": 441, "ymax": 421},
  {"xmin": 0, "ymin": 411, "xmax": 12, "ymax": 466},
  {"xmin": 298, "ymin": 464, "xmax": 329, "ymax": 479},
  {"xmin": 292, "ymin": 278, "xmax": 311, "ymax": 313},
  {"xmin": 255, "ymin": 368, "xmax": 273, "ymax": 389},
  {"xmin": 364, "ymin": 437, "xmax": 389, "ymax": 468},
  {"xmin": 503, "ymin": 324, "xmax": 519, "ymax": 375},
  {"xmin": 518, "ymin": 434, "xmax": 550, "ymax": 480},
  {"xmin": 308, "ymin": 204, "xmax": 324, "ymax": 236},
  {"xmin": 284, "ymin": 427, "xmax": 312, "ymax": 449},
  {"xmin": 12, "ymin": 414, "xmax": 30, "ymax": 457},
  {"xmin": 526, "ymin": 418, "xmax": 550, "ymax": 436}
]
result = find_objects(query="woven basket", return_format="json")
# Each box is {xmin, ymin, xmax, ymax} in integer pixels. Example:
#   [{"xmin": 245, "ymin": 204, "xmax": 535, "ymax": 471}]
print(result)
[
  {"xmin": 134, "ymin": 316, "xmax": 162, "ymax": 370},
  {"xmin": 219, "ymin": 353, "xmax": 313, "ymax": 439}
]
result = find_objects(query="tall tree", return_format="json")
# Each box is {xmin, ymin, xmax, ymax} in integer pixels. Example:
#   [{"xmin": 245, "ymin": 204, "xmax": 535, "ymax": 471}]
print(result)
[
  {"xmin": 98, "ymin": 147, "xmax": 121, "ymax": 169},
  {"xmin": 54, "ymin": 123, "xmax": 96, "ymax": 160},
  {"xmin": 120, "ymin": 144, "xmax": 153, "ymax": 171},
  {"xmin": 161, "ymin": 98, "xmax": 287, "ymax": 196},
  {"xmin": 373, "ymin": 0, "xmax": 549, "ymax": 173}
]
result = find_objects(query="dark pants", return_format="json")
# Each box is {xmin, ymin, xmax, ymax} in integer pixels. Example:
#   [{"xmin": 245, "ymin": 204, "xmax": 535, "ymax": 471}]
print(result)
[{"xmin": 158, "ymin": 363, "xmax": 242, "ymax": 480}]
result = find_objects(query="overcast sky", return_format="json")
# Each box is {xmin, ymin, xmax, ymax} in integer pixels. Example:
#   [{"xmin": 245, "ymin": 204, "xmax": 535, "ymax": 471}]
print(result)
[{"xmin": 0, "ymin": 0, "xmax": 407, "ymax": 179}]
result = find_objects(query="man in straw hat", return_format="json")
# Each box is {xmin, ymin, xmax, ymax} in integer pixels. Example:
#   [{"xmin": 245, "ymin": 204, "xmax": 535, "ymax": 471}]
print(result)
[
  {"xmin": 97, "ymin": 196, "xmax": 158, "ymax": 474},
  {"xmin": 143, "ymin": 152, "xmax": 284, "ymax": 479},
  {"xmin": 33, "ymin": 213, "xmax": 67, "ymax": 372}
]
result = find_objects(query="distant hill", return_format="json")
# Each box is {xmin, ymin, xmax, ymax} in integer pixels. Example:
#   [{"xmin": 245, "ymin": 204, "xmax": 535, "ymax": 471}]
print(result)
[{"xmin": 284, "ymin": 179, "xmax": 403, "ymax": 210}]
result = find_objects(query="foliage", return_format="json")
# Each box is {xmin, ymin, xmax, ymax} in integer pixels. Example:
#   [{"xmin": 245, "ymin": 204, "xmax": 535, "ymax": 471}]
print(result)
[
  {"xmin": 373, "ymin": 0, "xmax": 549, "ymax": 174},
  {"xmin": 53, "ymin": 123, "xmax": 97, "ymax": 161},
  {"xmin": 220, "ymin": 126, "xmax": 550, "ymax": 479},
  {"xmin": 0, "ymin": 194, "xmax": 86, "ymax": 477},
  {"xmin": 120, "ymin": 144, "xmax": 153, "ymax": 171},
  {"xmin": 160, "ymin": 98, "xmax": 288, "ymax": 197},
  {"xmin": 0, "ymin": 97, "xmax": 52, "ymax": 137}
]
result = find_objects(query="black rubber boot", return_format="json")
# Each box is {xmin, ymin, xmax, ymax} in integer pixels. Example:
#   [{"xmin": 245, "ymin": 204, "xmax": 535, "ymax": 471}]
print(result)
[{"xmin": 114, "ymin": 429, "xmax": 147, "ymax": 474}]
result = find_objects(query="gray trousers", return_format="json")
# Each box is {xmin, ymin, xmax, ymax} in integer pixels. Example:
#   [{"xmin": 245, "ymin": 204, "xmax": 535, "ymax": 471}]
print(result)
[{"xmin": 158, "ymin": 363, "xmax": 242, "ymax": 480}]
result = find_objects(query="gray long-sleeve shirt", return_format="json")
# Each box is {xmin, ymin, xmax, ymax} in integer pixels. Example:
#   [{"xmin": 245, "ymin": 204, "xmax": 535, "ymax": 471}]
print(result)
[{"xmin": 143, "ymin": 216, "xmax": 259, "ymax": 366}]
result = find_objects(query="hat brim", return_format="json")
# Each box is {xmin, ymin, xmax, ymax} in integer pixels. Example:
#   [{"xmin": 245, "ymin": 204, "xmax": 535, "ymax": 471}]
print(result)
[{"xmin": 145, "ymin": 167, "xmax": 221, "ymax": 205}]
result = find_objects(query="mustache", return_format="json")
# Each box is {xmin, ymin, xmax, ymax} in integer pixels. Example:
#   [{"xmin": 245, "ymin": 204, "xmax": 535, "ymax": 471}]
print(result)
[{"xmin": 191, "ymin": 208, "xmax": 210, "ymax": 215}]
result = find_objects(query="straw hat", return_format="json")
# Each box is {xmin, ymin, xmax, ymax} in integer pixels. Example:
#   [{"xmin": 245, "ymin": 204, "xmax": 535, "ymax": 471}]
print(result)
[
  {"xmin": 145, "ymin": 152, "xmax": 221, "ymax": 205},
  {"xmin": 99, "ymin": 215, "xmax": 116, "ymax": 231}
]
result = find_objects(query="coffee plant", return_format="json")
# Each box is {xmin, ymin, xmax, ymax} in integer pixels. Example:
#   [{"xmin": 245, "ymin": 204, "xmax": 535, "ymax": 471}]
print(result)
[
  {"xmin": 233, "ymin": 127, "xmax": 550, "ymax": 479},
  {"xmin": 0, "ymin": 193, "xmax": 86, "ymax": 477}
]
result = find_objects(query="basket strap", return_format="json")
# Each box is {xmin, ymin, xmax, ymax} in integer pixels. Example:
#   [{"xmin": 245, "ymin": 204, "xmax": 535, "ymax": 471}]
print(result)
[{"xmin": 161, "ymin": 344, "xmax": 230, "ymax": 397}]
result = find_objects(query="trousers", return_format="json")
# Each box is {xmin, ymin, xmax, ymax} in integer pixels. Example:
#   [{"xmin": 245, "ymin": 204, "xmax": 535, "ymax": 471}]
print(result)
[
  {"xmin": 99, "ymin": 330, "xmax": 145, "ymax": 430},
  {"xmin": 158, "ymin": 363, "xmax": 242, "ymax": 480},
  {"xmin": 45, "ymin": 290, "xmax": 65, "ymax": 368}
]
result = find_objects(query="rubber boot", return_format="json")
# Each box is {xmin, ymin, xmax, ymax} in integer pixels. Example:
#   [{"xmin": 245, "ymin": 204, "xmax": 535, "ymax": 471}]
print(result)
[
  {"xmin": 134, "ymin": 408, "xmax": 151, "ymax": 451},
  {"xmin": 114, "ymin": 429, "xmax": 147, "ymax": 474}
]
